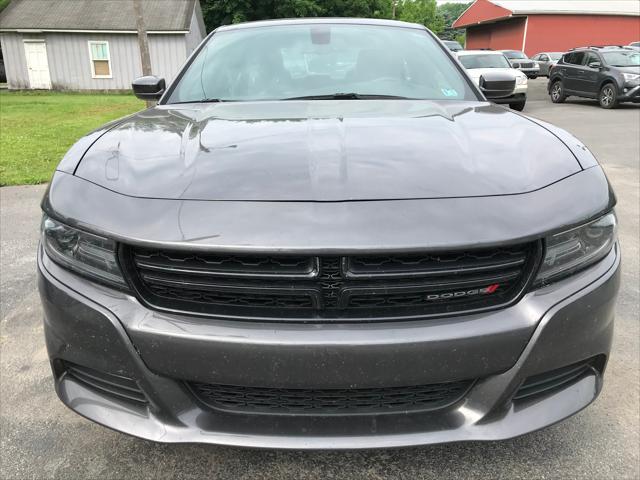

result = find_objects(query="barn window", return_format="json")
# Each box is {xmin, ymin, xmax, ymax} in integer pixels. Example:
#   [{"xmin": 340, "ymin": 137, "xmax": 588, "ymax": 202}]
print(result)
[{"xmin": 88, "ymin": 41, "xmax": 112, "ymax": 78}]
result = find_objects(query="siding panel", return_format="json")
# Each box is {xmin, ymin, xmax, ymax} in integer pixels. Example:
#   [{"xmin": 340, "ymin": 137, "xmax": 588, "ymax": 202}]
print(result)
[
  {"xmin": 0, "ymin": 33, "xmax": 30, "ymax": 89},
  {"xmin": 185, "ymin": 4, "xmax": 206, "ymax": 53},
  {"xmin": 149, "ymin": 34, "xmax": 186, "ymax": 85}
]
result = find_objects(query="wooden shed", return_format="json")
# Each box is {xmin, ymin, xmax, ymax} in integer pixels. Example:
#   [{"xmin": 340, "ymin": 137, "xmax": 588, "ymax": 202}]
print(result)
[{"xmin": 0, "ymin": 0, "xmax": 206, "ymax": 90}]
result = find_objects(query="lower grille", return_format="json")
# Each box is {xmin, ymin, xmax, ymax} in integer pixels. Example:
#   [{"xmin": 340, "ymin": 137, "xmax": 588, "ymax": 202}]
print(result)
[
  {"xmin": 189, "ymin": 379, "xmax": 474, "ymax": 415},
  {"xmin": 122, "ymin": 242, "xmax": 540, "ymax": 320},
  {"xmin": 514, "ymin": 359, "xmax": 597, "ymax": 401},
  {"xmin": 64, "ymin": 362, "xmax": 147, "ymax": 404},
  {"xmin": 482, "ymin": 79, "xmax": 516, "ymax": 91}
]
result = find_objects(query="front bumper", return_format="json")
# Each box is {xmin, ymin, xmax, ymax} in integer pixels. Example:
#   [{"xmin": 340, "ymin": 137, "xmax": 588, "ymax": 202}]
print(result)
[
  {"xmin": 516, "ymin": 66, "xmax": 540, "ymax": 77},
  {"xmin": 619, "ymin": 84, "xmax": 640, "ymax": 102},
  {"xmin": 492, "ymin": 92, "xmax": 527, "ymax": 105},
  {"xmin": 38, "ymin": 239, "xmax": 620, "ymax": 449}
]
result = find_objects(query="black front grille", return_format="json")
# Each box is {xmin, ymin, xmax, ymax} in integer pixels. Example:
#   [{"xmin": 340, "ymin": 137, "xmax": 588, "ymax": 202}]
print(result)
[
  {"xmin": 122, "ymin": 242, "xmax": 540, "ymax": 320},
  {"xmin": 519, "ymin": 62, "xmax": 535, "ymax": 68},
  {"xmin": 484, "ymin": 79, "xmax": 516, "ymax": 91},
  {"xmin": 189, "ymin": 379, "xmax": 474, "ymax": 415}
]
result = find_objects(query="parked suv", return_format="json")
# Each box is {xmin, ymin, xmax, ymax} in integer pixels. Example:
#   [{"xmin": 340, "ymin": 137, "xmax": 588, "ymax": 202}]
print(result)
[
  {"xmin": 500, "ymin": 50, "xmax": 540, "ymax": 78},
  {"xmin": 531, "ymin": 52, "xmax": 563, "ymax": 77},
  {"xmin": 442, "ymin": 39, "xmax": 463, "ymax": 52},
  {"xmin": 39, "ymin": 19, "xmax": 620, "ymax": 449},
  {"xmin": 457, "ymin": 50, "xmax": 528, "ymax": 110},
  {"xmin": 549, "ymin": 47, "xmax": 640, "ymax": 108}
]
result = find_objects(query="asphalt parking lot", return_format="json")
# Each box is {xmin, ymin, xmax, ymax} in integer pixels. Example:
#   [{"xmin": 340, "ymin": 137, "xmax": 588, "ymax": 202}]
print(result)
[{"xmin": 1, "ymin": 79, "xmax": 639, "ymax": 479}]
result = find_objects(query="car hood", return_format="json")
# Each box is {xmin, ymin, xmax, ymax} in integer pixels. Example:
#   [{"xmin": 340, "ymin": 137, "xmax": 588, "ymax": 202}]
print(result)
[
  {"xmin": 616, "ymin": 65, "xmax": 640, "ymax": 74},
  {"xmin": 465, "ymin": 68, "xmax": 520, "ymax": 85},
  {"xmin": 75, "ymin": 100, "xmax": 581, "ymax": 201}
]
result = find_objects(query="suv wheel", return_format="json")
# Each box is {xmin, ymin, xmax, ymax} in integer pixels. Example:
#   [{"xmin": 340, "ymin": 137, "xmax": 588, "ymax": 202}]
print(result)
[
  {"xmin": 509, "ymin": 101, "xmax": 526, "ymax": 111},
  {"xmin": 550, "ymin": 80, "xmax": 566, "ymax": 103},
  {"xmin": 599, "ymin": 83, "xmax": 618, "ymax": 109}
]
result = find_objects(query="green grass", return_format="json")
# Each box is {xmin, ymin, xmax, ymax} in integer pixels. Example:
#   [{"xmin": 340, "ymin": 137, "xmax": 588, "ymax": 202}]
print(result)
[{"xmin": 0, "ymin": 91, "xmax": 144, "ymax": 185}]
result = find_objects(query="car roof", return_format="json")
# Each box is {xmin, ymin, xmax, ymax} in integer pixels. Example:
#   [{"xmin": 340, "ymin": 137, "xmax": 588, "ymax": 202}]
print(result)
[
  {"xmin": 456, "ymin": 50, "xmax": 504, "ymax": 56},
  {"xmin": 571, "ymin": 46, "xmax": 636, "ymax": 52},
  {"xmin": 215, "ymin": 17, "xmax": 426, "ymax": 32}
]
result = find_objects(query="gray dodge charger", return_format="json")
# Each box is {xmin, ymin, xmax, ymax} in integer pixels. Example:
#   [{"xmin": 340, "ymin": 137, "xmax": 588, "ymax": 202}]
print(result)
[{"xmin": 38, "ymin": 19, "xmax": 620, "ymax": 449}]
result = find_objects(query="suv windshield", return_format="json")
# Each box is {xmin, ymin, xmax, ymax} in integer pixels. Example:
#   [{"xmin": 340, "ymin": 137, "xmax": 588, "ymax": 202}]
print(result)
[
  {"xmin": 166, "ymin": 24, "xmax": 475, "ymax": 103},
  {"xmin": 503, "ymin": 51, "xmax": 528, "ymax": 60},
  {"xmin": 602, "ymin": 50, "xmax": 640, "ymax": 67},
  {"xmin": 459, "ymin": 54, "xmax": 511, "ymax": 69}
]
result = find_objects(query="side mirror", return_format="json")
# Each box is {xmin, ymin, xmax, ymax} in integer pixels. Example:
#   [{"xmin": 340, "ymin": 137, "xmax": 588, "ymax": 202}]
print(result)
[
  {"xmin": 479, "ymin": 72, "xmax": 516, "ymax": 99},
  {"xmin": 588, "ymin": 61, "xmax": 602, "ymax": 69},
  {"xmin": 132, "ymin": 76, "xmax": 165, "ymax": 101}
]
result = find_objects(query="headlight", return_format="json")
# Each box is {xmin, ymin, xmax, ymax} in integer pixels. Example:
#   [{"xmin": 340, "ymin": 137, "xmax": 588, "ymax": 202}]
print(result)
[
  {"xmin": 516, "ymin": 75, "xmax": 528, "ymax": 85},
  {"xmin": 622, "ymin": 72, "xmax": 640, "ymax": 83},
  {"xmin": 535, "ymin": 212, "xmax": 617, "ymax": 286},
  {"xmin": 41, "ymin": 215, "xmax": 127, "ymax": 288}
]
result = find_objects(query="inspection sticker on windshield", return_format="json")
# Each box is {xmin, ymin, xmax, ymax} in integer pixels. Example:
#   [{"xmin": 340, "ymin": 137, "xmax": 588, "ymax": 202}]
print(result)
[{"xmin": 441, "ymin": 88, "xmax": 458, "ymax": 97}]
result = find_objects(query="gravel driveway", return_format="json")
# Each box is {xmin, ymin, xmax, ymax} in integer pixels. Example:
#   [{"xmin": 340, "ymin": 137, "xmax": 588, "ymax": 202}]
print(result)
[{"xmin": 1, "ymin": 80, "xmax": 638, "ymax": 479}]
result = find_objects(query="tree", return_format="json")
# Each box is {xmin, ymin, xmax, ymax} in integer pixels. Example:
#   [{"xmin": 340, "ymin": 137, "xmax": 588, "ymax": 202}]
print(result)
[
  {"xmin": 437, "ymin": 2, "xmax": 471, "ymax": 40},
  {"xmin": 396, "ymin": 0, "xmax": 443, "ymax": 33},
  {"xmin": 133, "ymin": 0, "xmax": 154, "ymax": 107},
  {"xmin": 199, "ymin": 0, "xmax": 449, "ymax": 35},
  {"xmin": 200, "ymin": 0, "xmax": 392, "ymax": 31}
]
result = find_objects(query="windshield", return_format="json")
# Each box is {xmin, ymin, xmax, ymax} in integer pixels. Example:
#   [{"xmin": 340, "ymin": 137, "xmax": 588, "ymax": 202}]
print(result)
[
  {"xmin": 549, "ymin": 53, "xmax": 563, "ymax": 61},
  {"xmin": 459, "ymin": 54, "xmax": 511, "ymax": 69},
  {"xmin": 602, "ymin": 50, "xmax": 640, "ymax": 67},
  {"xmin": 166, "ymin": 24, "xmax": 476, "ymax": 103},
  {"xmin": 503, "ymin": 51, "xmax": 528, "ymax": 59}
]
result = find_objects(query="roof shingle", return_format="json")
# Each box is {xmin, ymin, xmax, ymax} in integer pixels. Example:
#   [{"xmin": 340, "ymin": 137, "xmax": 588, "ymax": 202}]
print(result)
[{"xmin": 0, "ymin": 0, "xmax": 196, "ymax": 31}]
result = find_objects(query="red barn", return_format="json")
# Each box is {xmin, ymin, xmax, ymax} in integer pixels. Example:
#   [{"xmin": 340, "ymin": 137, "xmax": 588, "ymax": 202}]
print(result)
[{"xmin": 453, "ymin": 0, "xmax": 640, "ymax": 56}]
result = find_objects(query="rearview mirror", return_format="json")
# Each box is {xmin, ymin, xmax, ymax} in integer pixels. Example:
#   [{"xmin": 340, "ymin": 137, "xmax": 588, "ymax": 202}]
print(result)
[
  {"xmin": 132, "ymin": 76, "xmax": 166, "ymax": 101},
  {"xmin": 588, "ymin": 61, "xmax": 602, "ymax": 69},
  {"xmin": 478, "ymin": 72, "xmax": 516, "ymax": 99}
]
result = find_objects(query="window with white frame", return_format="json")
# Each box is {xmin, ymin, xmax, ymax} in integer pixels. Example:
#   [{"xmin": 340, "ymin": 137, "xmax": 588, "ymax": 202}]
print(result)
[{"xmin": 89, "ymin": 41, "xmax": 111, "ymax": 78}]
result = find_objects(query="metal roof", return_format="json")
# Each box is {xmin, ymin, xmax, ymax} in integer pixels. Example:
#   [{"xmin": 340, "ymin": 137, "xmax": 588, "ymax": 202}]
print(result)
[
  {"xmin": 485, "ymin": 0, "xmax": 638, "ymax": 16},
  {"xmin": 0, "ymin": 0, "xmax": 197, "ymax": 32}
]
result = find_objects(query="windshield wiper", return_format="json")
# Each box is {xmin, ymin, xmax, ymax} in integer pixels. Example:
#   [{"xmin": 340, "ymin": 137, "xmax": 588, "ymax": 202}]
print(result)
[
  {"xmin": 169, "ymin": 98, "xmax": 231, "ymax": 105},
  {"xmin": 283, "ymin": 93, "xmax": 411, "ymax": 101}
]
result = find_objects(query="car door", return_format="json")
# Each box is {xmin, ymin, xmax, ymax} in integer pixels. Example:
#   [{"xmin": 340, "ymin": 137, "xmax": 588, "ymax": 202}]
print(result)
[
  {"xmin": 538, "ymin": 54, "xmax": 550, "ymax": 75},
  {"xmin": 578, "ymin": 52, "xmax": 602, "ymax": 96},
  {"xmin": 562, "ymin": 52, "xmax": 585, "ymax": 93}
]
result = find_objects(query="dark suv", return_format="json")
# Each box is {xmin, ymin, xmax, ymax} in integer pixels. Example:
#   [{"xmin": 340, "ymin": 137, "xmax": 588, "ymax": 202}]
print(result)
[
  {"xmin": 549, "ymin": 47, "xmax": 640, "ymax": 108},
  {"xmin": 38, "ymin": 19, "xmax": 620, "ymax": 449}
]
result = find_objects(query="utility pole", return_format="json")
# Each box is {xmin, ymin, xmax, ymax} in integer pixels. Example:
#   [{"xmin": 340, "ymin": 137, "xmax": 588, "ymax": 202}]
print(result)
[
  {"xmin": 133, "ymin": 0, "xmax": 154, "ymax": 107},
  {"xmin": 392, "ymin": 0, "xmax": 398, "ymax": 19}
]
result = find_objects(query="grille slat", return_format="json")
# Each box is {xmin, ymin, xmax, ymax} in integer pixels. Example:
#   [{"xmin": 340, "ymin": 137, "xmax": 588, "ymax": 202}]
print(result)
[
  {"xmin": 124, "ymin": 242, "xmax": 539, "ymax": 320},
  {"xmin": 65, "ymin": 363, "xmax": 147, "ymax": 404},
  {"xmin": 133, "ymin": 250, "xmax": 317, "ymax": 278},
  {"xmin": 514, "ymin": 361, "xmax": 594, "ymax": 401},
  {"xmin": 190, "ymin": 379, "xmax": 474, "ymax": 415}
]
